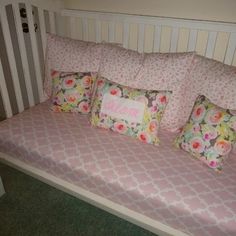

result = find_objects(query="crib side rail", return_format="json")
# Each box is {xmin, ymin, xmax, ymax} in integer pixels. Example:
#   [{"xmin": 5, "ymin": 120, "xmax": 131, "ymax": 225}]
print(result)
[
  {"xmin": 0, "ymin": 0, "xmax": 64, "ymax": 120},
  {"xmin": 62, "ymin": 9, "xmax": 236, "ymax": 66}
]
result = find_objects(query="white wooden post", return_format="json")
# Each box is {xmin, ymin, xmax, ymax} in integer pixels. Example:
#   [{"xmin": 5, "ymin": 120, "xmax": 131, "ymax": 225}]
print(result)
[{"xmin": 0, "ymin": 176, "xmax": 5, "ymax": 197}]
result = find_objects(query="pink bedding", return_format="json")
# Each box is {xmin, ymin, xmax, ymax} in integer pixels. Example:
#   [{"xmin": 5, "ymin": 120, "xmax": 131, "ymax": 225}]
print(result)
[{"xmin": 0, "ymin": 101, "xmax": 236, "ymax": 236}]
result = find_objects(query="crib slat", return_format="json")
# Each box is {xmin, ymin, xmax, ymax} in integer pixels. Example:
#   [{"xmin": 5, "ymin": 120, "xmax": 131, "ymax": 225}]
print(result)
[
  {"xmin": 205, "ymin": 31, "xmax": 217, "ymax": 58},
  {"xmin": 0, "ymin": 58, "xmax": 12, "ymax": 118},
  {"xmin": 25, "ymin": 3, "xmax": 44, "ymax": 102},
  {"xmin": 188, "ymin": 29, "xmax": 198, "ymax": 51},
  {"xmin": 138, "ymin": 23, "xmax": 145, "ymax": 52},
  {"xmin": 38, "ymin": 8, "xmax": 47, "ymax": 58},
  {"xmin": 82, "ymin": 17, "xmax": 88, "ymax": 41},
  {"xmin": 12, "ymin": 2, "xmax": 35, "ymax": 107},
  {"xmin": 123, "ymin": 22, "xmax": 129, "ymax": 48},
  {"xmin": 108, "ymin": 21, "xmax": 115, "ymax": 42},
  {"xmin": 69, "ymin": 16, "xmax": 77, "ymax": 39},
  {"xmin": 0, "ymin": 5, "xmax": 24, "ymax": 113},
  {"xmin": 153, "ymin": 25, "xmax": 161, "ymax": 52},
  {"xmin": 49, "ymin": 11, "xmax": 56, "ymax": 34},
  {"xmin": 170, "ymin": 27, "xmax": 179, "ymax": 52},
  {"xmin": 95, "ymin": 20, "xmax": 102, "ymax": 43},
  {"xmin": 224, "ymin": 32, "xmax": 236, "ymax": 65}
]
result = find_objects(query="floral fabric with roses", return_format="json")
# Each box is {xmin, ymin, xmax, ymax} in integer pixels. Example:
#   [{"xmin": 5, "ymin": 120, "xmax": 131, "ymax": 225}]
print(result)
[
  {"xmin": 90, "ymin": 77, "xmax": 171, "ymax": 145},
  {"xmin": 175, "ymin": 95, "xmax": 236, "ymax": 171},
  {"xmin": 51, "ymin": 70, "xmax": 96, "ymax": 113}
]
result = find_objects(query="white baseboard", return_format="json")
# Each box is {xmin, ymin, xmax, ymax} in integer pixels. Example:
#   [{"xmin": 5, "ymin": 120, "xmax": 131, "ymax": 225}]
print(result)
[{"xmin": 0, "ymin": 152, "xmax": 188, "ymax": 236}]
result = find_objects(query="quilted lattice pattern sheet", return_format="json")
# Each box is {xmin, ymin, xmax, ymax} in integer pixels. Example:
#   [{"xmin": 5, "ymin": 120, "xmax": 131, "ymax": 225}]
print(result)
[{"xmin": 0, "ymin": 101, "xmax": 236, "ymax": 236}]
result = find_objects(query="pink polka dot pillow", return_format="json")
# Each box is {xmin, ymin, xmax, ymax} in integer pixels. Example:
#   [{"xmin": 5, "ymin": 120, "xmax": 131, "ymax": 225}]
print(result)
[
  {"xmin": 129, "ymin": 52, "xmax": 196, "ymax": 132},
  {"xmin": 99, "ymin": 44, "xmax": 144, "ymax": 85},
  {"xmin": 51, "ymin": 70, "xmax": 97, "ymax": 114},
  {"xmin": 175, "ymin": 95, "xmax": 236, "ymax": 171},
  {"xmin": 90, "ymin": 77, "xmax": 171, "ymax": 145},
  {"xmin": 190, "ymin": 55, "xmax": 236, "ymax": 110}
]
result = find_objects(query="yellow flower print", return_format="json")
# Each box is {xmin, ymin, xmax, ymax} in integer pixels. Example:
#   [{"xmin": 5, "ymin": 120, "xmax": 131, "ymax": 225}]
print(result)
[{"xmin": 216, "ymin": 123, "xmax": 230, "ymax": 139}]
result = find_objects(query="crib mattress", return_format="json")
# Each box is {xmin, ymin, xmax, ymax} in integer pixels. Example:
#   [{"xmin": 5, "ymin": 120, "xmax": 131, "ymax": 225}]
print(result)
[{"xmin": 0, "ymin": 101, "xmax": 236, "ymax": 236}]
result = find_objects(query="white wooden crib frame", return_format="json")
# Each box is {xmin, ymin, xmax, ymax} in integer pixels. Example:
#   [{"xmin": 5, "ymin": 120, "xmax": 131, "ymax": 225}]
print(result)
[{"xmin": 1, "ymin": 1, "xmax": 236, "ymax": 235}]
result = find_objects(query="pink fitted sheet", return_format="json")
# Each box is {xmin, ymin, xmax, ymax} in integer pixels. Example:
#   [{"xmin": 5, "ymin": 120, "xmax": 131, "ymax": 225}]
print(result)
[{"xmin": 0, "ymin": 101, "xmax": 236, "ymax": 236}]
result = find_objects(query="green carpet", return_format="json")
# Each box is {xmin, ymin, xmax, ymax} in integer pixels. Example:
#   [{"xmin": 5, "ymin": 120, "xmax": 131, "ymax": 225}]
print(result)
[{"xmin": 0, "ymin": 162, "xmax": 157, "ymax": 236}]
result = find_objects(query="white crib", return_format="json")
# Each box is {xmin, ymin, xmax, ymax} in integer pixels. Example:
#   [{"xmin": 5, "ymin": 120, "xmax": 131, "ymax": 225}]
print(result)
[{"xmin": 1, "ymin": 1, "xmax": 236, "ymax": 235}]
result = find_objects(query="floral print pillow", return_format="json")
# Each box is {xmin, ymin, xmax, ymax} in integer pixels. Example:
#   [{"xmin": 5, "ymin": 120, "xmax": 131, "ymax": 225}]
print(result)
[
  {"xmin": 90, "ymin": 77, "xmax": 171, "ymax": 145},
  {"xmin": 51, "ymin": 70, "xmax": 97, "ymax": 113},
  {"xmin": 175, "ymin": 95, "xmax": 236, "ymax": 171}
]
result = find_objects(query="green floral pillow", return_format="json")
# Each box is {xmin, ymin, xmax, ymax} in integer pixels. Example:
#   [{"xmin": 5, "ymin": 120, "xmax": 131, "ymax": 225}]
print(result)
[
  {"xmin": 175, "ymin": 95, "xmax": 236, "ymax": 171},
  {"xmin": 51, "ymin": 70, "xmax": 96, "ymax": 113},
  {"xmin": 90, "ymin": 77, "xmax": 171, "ymax": 145}
]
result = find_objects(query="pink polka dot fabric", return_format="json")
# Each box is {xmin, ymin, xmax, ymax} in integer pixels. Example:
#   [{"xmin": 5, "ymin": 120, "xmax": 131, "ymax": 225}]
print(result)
[
  {"xmin": 190, "ymin": 55, "xmax": 236, "ymax": 110},
  {"xmin": 130, "ymin": 52, "xmax": 197, "ymax": 132},
  {"xmin": 99, "ymin": 44, "xmax": 144, "ymax": 85}
]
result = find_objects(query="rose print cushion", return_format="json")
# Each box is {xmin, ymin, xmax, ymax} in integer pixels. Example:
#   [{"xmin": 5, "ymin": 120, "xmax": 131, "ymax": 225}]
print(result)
[
  {"xmin": 51, "ymin": 70, "xmax": 97, "ymax": 113},
  {"xmin": 175, "ymin": 95, "xmax": 236, "ymax": 171},
  {"xmin": 90, "ymin": 77, "xmax": 171, "ymax": 145}
]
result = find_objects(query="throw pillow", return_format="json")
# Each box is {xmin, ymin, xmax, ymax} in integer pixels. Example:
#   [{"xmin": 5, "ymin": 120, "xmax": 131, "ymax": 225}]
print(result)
[
  {"xmin": 51, "ymin": 70, "xmax": 96, "ymax": 113},
  {"xmin": 129, "ymin": 52, "xmax": 196, "ymax": 132},
  {"xmin": 90, "ymin": 77, "xmax": 171, "ymax": 145},
  {"xmin": 175, "ymin": 95, "xmax": 236, "ymax": 171}
]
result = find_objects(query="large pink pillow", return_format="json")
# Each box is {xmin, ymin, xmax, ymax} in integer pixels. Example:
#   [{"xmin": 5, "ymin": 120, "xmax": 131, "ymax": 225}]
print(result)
[
  {"xmin": 130, "ymin": 52, "xmax": 196, "ymax": 132},
  {"xmin": 170, "ymin": 55, "xmax": 236, "ymax": 133},
  {"xmin": 44, "ymin": 34, "xmax": 103, "ymax": 98},
  {"xmin": 190, "ymin": 55, "xmax": 236, "ymax": 110},
  {"xmin": 99, "ymin": 44, "xmax": 144, "ymax": 85},
  {"xmin": 132, "ymin": 53, "xmax": 236, "ymax": 132},
  {"xmin": 172, "ymin": 54, "xmax": 236, "ymax": 133}
]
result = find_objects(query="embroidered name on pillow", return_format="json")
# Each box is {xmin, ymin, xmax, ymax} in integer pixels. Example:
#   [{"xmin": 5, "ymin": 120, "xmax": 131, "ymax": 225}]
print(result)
[
  {"xmin": 101, "ymin": 94, "xmax": 145, "ymax": 123},
  {"xmin": 90, "ymin": 77, "xmax": 171, "ymax": 145}
]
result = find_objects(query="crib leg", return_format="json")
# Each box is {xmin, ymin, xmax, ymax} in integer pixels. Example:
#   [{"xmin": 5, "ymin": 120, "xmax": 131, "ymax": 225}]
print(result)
[{"xmin": 0, "ymin": 176, "xmax": 5, "ymax": 197}]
